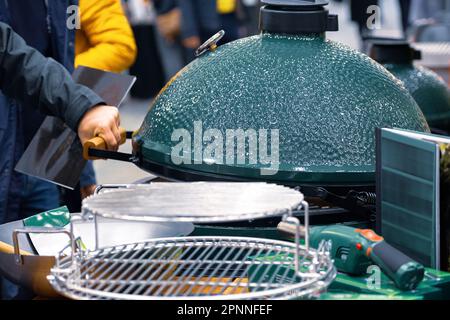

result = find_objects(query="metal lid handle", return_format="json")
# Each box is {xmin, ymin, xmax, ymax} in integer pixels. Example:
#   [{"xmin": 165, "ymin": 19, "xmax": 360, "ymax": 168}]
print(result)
[{"xmin": 195, "ymin": 30, "xmax": 225, "ymax": 57}]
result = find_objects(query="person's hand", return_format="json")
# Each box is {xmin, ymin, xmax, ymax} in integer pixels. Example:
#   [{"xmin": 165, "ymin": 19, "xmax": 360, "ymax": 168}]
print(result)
[
  {"xmin": 78, "ymin": 105, "xmax": 121, "ymax": 151},
  {"xmin": 157, "ymin": 8, "xmax": 181, "ymax": 43},
  {"xmin": 80, "ymin": 184, "xmax": 97, "ymax": 200},
  {"xmin": 182, "ymin": 36, "xmax": 201, "ymax": 49}
]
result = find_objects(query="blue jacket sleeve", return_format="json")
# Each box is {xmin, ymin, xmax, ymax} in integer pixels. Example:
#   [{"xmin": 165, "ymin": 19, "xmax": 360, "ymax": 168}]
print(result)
[
  {"xmin": 177, "ymin": 0, "xmax": 200, "ymax": 39},
  {"xmin": 0, "ymin": 22, "xmax": 105, "ymax": 132},
  {"xmin": 154, "ymin": 0, "xmax": 177, "ymax": 15},
  {"xmin": 177, "ymin": 0, "xmax": 221, "ymax": 40}
]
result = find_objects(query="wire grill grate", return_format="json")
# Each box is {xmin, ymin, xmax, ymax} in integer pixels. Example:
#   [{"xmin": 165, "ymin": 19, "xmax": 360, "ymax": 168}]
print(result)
[{"xmin": 49, "ymin": 237, "xmax": 336, "ymax": 300}]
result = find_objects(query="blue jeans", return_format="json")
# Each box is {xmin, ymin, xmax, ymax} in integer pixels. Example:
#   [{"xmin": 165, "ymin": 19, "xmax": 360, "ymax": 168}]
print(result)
[
  {"xmin": 18, "ymin": 175, "xmax": 60, "ymax": 220},
  {"xmin": 1, "ymin": 176, "xmax": 59, "ymax": 300}
]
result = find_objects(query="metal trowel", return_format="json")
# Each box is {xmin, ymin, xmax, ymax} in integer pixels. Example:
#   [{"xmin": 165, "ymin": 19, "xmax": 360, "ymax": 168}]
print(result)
[{"xmin": 14, "ymin": 66, "xmax": 136, "ymax": 189}]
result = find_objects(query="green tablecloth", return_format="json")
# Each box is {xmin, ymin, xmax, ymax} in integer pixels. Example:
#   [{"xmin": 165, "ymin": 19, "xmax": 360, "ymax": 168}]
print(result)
[{"xmin": 322, "ymin": 268, "xmax": 450, "ymax": 300}]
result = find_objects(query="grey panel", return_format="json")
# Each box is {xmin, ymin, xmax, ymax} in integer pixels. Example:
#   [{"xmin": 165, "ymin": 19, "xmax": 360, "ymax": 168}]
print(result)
[{"xmin": 379, "ymin": 129, "xmax": 439, "ymax": 268}]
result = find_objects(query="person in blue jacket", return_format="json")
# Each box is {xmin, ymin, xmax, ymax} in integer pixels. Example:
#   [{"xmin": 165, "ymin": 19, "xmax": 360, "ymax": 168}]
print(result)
[
  {"xmin": 0, "ymin": 0, "xmax": 97, "ymax": 225},
  {"xmin": 176, "ymin": 0, "xmax": 221, "ymax": 61},
  {"xmin": 0, "ymin": 18, "xmax": 122, "ymax": 301},
  {"xmin": 154, "ymin": 0, "xmax": 239, "ymax": 68}
]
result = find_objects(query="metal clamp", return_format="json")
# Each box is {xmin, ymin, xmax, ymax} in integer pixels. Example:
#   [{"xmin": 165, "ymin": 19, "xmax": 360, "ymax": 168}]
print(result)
[
  {"xmin": 12, "ymin": 227, "xmax": 75, "ymax": 265},
  {"xmin": 195, "ymin": 30, "xmax": 225, "ymax": 57},
  {"xmin": 72, "ymin": 207, "xmax": 101, "ymax": 251},
  {"xmin": 280, "ymin": 200, "xmax": 311, "ymax": 277}
]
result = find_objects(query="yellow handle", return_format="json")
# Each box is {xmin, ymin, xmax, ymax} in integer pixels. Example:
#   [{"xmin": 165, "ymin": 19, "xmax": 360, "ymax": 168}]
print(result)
[
  {"xmin": 0, "ymin": 240, "xmax": 32, "ymax": 256},
  {"xmin": 83, "ymin": 127, "xmax": 127, "ymax": 160}
]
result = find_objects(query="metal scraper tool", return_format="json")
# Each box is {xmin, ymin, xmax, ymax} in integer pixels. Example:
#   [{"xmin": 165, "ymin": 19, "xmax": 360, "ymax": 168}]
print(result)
[{"xmin": 15, "ymin": 66, "xmax": 136, "ymax": 189}]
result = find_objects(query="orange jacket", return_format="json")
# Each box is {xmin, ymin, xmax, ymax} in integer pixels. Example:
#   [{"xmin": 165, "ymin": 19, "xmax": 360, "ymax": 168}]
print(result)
[{"xmin": 75, "ymin": 0, "xmax": 137, "ymax": 72}]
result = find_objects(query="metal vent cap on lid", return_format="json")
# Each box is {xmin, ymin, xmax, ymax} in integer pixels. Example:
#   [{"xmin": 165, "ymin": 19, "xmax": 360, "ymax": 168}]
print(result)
[
  {"xmin": 259, "ymin": 0, "xmax": 339, "ymax": 34},
  {"xmin": 367, "ymin": 38, "xmax": 422, "ymax": 64}
]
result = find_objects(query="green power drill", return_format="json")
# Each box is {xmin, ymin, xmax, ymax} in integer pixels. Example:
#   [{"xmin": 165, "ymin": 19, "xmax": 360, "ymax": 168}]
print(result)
[{"xmin": 278, "ymin": 223, "xmax": 425, "ymax": 291}]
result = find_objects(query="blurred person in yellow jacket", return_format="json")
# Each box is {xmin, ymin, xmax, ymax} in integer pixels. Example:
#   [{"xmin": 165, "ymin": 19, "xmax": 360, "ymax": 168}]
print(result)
[
  {"xmin": 62, "ymin": 0, "xmax": 137, "ymax": 212},
  {"xmin": 76, "ymin": 0, "xmax": 137, "ymax": 72}
]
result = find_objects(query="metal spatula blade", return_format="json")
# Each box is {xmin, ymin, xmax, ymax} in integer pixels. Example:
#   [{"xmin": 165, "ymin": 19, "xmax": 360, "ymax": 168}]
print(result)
[
  {"xmin": 14, "ymin": 66, "xmax": 136, "ymax": 189},
  {"xmin": 15, "ymin": 117, "xmax": 85, "ymax": 189}
]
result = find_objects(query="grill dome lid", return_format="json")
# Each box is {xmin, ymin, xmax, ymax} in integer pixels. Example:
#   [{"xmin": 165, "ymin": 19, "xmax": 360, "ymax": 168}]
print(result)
[
  {"xmin": 368, "ymin": 38, "xmax": 450, "ymax": 133},
  {"xmin": 133, "ymin": 1, "xmax": 429, "ymax": 187}
]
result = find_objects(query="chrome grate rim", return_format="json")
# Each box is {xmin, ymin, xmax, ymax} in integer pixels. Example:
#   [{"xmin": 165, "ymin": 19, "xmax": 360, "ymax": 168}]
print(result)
[{"xmin": 48, "ymin": 236, "xmax": 336, "ymax": 300}]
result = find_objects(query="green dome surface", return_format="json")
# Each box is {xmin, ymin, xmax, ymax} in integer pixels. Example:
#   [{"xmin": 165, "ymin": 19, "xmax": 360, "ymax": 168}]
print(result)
[
  {"xmin": 384, "ymin": 63, "xmax": 450, "ymax": 132},
  {"xmin": 134, "ymin": 33, "xmax": 429, "ymax": 186}
]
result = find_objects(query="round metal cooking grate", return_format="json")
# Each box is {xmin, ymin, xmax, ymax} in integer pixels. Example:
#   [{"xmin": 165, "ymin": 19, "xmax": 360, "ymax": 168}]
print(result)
[{"xmin": 48, "ymin": 236, "xmax": 336, "ymax": 300}]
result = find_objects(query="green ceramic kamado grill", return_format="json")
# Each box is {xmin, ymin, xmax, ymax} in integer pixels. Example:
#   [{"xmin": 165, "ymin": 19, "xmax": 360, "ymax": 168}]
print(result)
[
  {"xmin": 368, "ymin": 39, "xmax": 450, "ymax": 135},
  {"xmin": 85, "ymin": 0, "xmax": 429, "ymax": 226}
]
